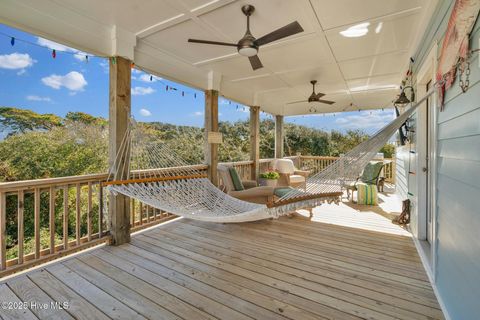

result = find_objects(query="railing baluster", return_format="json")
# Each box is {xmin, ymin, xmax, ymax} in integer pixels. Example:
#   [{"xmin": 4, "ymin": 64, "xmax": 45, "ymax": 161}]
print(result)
[
  {"xmin": 147, "ymin": 205, "xmax": 151, "ymax": 223},
  {"xmin": 76, "ymin": 184, "xmax": 81, "ymax": 246},
  {"xmin": 34, "ymin": 188, "xmax": 40, "ymax": 259},
  {"xmin": 98, "ymin": 184, "xmax": 103, "ymax": 237},
  {"xmin": 0, "ymin": 192, "xmax": 6, "ymax": 270},
  {"xmin": 87, "ymin": 182, "xmax": 92, "ymax": 242},
  {"xmin": 131, "ymin": 198, "xmax": 135, "ymax": 227},
  {"xmin": 63, "ymin": 186, "xmax": 69, "ymax": 250},
  {"xmin": 18, "ymin": 191, "xmax": 24, "ymax": 265},
  {"xmin": 49, "ymin": 186, "xmax": 55, "ymax": 254}
]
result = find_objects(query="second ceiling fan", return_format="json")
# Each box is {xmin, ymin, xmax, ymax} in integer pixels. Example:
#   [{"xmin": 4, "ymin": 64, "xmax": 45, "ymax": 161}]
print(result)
[
  {"xmin": 287, "ymin": 80, "xmax": 335, "ymax": 105},
  {"xmin": 188, "ymin": 4, "xmax": 304, "ymax": 70}
]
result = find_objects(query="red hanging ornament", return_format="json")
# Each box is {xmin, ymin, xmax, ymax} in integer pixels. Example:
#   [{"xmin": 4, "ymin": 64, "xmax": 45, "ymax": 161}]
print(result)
[{"xmin": 52, "ymin": 49, "xmax": 56, "ymax": 59}]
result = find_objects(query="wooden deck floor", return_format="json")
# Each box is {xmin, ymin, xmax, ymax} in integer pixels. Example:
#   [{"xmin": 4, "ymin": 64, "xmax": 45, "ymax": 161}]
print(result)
[{"xmin": 0, "ymin": 206, "xmax": 444, "ymax": 320}]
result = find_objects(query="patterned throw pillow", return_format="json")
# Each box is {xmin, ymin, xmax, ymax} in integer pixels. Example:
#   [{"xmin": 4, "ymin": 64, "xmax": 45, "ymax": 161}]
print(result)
[
  {"xmin": 229, "ymin": 167, "xmax": 244, "ymax": 191},
  {"xmin": 356, "ymin": 182, "xmax": 378, "ymax": 205}
]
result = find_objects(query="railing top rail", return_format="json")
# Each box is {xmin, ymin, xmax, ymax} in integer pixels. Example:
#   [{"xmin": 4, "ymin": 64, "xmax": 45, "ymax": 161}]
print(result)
[
  {"xmin": 218, "ymin": 160, "xmax": 253, "ymax": 166},
  {"xmin": 0, "ymin": 164, "xmax": 208, "ymax": 192}
]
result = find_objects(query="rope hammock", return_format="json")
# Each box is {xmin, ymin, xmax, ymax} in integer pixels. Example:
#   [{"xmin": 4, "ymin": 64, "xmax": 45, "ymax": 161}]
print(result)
[{"xmin": 106, "ymin": 88, "xmax": 435, "ymax": 223}]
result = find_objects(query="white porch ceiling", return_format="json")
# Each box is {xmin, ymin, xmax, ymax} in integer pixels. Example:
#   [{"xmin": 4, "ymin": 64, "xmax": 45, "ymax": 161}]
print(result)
[{"xmin": 0, "ymin": 0, "xmax": 437, "ymax": 115}]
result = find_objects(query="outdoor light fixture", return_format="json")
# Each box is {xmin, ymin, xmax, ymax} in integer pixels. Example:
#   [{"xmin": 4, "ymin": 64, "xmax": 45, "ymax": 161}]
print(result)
[{"xmin": 394, "ymin": 86, "xmax": 415, "ymax": 107}]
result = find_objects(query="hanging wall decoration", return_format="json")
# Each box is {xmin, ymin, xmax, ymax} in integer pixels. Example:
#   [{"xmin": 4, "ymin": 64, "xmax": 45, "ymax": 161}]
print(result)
[{"xmin": 436, "ymin": 0, "xmax": 480, "ymax": 110}]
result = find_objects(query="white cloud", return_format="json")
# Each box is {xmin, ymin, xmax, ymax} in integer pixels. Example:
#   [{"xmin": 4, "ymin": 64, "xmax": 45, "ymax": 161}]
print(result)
[
  {"xmin": 139, "ymin": 108, "xmax": 152, "ymax": 117},
  {"xmin": 335, "ymin": 110, "xmax": 394, "ymax": 131},
  {"xmin": 131, "ymin": 86, "xmax": 155, "ymax": 95},
  {"xmin": 26, "ymin": 95, "xmax": 52, "ymax": 102},
  {"xmin": 99, "ymin": 61, "xmax": 109, "ymax": 73},
  {"xmin": 17, "ymin": 69, "xmax": 27, "ymax": 76},
  {"xmin": 37, "ymin": 37, "xmax": 76, "ymax": 52},
  {"xmin": 192, "ymin": 111, "xmax": 203, "ymax": 116},
  {"xmin": 42, "ymin": 71, "xmax": 87, "ymax": 91},
  {"xmin": 138, "ymin": 74, "xmax": 162, "ymax": 82},
  {"xmin": 132, "ymin": 69, "xmax": 142, "ymax": 74},
  {"xmin": 73, "ymin": 51, "xmax": 89, "ymax": 62},
  {"xmin": 0, "ymin": 53, "xmax": 35, "ymax": 70}
]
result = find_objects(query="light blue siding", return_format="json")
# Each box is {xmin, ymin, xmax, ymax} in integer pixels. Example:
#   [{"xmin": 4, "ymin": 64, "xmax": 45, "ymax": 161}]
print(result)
[{"xmin": 410, "ymin": 1, "xmax": 480, "ymax": 318}]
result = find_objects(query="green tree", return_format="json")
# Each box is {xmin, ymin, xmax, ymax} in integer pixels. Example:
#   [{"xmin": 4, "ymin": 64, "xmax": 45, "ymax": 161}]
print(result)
[{"xmin": 0, "ymin": 107, "xmax": 63, "ymax": 136}]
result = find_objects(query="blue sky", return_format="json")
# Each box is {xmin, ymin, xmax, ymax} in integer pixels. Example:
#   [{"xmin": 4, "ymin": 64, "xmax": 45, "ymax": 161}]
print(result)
[{"xmin": 0, "ymin": 23, "xmax": 394, "ymax": 133}]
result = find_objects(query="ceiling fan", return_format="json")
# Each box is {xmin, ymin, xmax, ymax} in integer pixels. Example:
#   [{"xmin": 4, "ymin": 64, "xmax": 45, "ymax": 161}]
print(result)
[
  {"xmin": 187, "ymin": 4, "xmax": 304, "ymax": 70},
  {"xmin": 287, "ymin": 80, "xmax": 335, "ymax": 105}
]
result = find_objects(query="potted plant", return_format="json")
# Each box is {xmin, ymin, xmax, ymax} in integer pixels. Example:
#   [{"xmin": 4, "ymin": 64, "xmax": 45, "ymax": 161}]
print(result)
[{"xmin": 259, "ymin": 171, "xmax": 280, "ymax": 187}]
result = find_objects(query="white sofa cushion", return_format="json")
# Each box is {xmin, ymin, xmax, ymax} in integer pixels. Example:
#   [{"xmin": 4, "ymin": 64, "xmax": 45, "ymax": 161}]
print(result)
[
  {"xmin": 289, "ymin": 174, "xmax": 306, "ymax": 183},
  {"xmin": 273, "ymin": 159, "xmax": 295, "ymax": 174}
]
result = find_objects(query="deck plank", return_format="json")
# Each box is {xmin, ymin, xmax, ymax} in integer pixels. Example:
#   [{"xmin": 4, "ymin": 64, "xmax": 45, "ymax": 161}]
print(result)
[
  {"xmin": 0, "ymin": 283, "xmax": 38, "ymax": 320},
  {"xmin": 76, "ymin": 254, "xmax": 211, "ymax": 320},
  {"xmin": 62, "ymin": 258, "xmax": 181, "ymax": 320},
  {"xmin": 164, "ymin": 221, "xmax": 437, "ymax": 300},
  {"xmin": 129, "ymin": 238, "xmax": 357, "ymax": 320},
  {"xmin": 91, "ymin": 247, "xmax": 252, "ymax": 320},
  {"xmin": 99, "ymin": 246, "xmax": 288, "ymax": 320},
  {"xmin": 0, "ymin": 212, "xmax": 444, "ymax": 320},
  {"xmin": 158, "ymin": 224, "xmax": 442, "ymax": 312},
  {"xmin": 7, "ymin": 276, "xmax": 73, "ymax": 320},
  {"xmin": 46, "ymin": 264, "xmax": 146, "ymax": 320},
  {"xmin": 27, "ymin": 269, "xmax": 110, "ymax": 320},
  {"xmin": 139, "ymin": 229, "xmax": 439, "ymax": 320}
]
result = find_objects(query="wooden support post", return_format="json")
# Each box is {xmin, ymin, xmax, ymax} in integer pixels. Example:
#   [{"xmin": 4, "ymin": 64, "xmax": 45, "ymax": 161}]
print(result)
[
  {"xmin": 250, "ymin": 106, "xmax": 260, "ymax": 180},
  {"xmin": 108, "ymin": 56, "xmax": 131, "ymax": 245},
  {"xmin": 275, "ymin": 115, "xmax": 284, "ymax": 158},
  {"xmin": 204, "ymin": 89, "xmax": 219, "ymax": 186}
]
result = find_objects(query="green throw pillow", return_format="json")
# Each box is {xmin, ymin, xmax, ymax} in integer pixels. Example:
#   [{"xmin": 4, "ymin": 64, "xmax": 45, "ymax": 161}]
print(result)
[
  {"xmin": 229, "ymin": 167, "xmax": 244, "ymax": 191},
  {"xmin": 274, "ymin": 187, "xmax": 294, "ymax": 198}
]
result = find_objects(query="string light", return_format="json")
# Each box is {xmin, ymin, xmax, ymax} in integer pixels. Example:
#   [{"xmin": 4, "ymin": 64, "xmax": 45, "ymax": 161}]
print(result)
[
  {"xmin": 10, "ymin": 37, "xmax": 14, "ymax": 46},
  {"xmin": 52, "ymin": 49, "xmax": 56, "ymax": 59}
]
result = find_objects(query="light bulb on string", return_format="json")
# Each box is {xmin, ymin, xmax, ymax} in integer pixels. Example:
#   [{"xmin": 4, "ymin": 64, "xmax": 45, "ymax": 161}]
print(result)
[{"xmin": 10, "ymin": 37, "xmax": 14, "ymax": 46}]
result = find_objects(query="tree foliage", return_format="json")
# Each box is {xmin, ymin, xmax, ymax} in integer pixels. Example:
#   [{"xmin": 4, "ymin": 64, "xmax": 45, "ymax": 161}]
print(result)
[{"xmin": 0, "ymin": 107, "xmax": 63, "ymax": 136}]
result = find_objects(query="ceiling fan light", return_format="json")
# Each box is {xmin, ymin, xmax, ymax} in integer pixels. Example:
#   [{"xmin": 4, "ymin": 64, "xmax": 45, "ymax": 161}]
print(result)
[{"xmin": 238, "ymin": 47, "xmax": 258, "ymax": 57}]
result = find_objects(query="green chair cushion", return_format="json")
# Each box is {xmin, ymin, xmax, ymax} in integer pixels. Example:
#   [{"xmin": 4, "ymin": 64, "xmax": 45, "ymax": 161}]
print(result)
[
  {"xmin": 274, "ymin": 187, "xmax": 295, "ymax": 198},
  {"xmin": 360, "ymin": 161, "xmax": 384, "ymax": 185},
  {"xmin": 229, "ymin": 167, "xmax": 244, "ymax": 191}
]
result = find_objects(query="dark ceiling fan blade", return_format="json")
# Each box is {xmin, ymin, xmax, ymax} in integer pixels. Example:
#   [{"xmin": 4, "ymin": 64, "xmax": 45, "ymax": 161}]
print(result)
[
  {"xmin": 188, "ymin": 39, "xmax": 238, "ymax": 47},
  {"xmin": 249, "ymin": 55, "xmax": 263, "ymax": 70},
  {"xmin": 286, "ymin": 100, "xmax": 308, "ymax": 105},
  {"xmin": 316, "ymin": 92, "xmax": 326, "ymax": 98},
  {"xmin": 255, "ymin": 21, "xmax": 304, "ymax": 46},
  {"xmin": 317, "ymin": 99, "xmax": 335, "ymax": 105}
]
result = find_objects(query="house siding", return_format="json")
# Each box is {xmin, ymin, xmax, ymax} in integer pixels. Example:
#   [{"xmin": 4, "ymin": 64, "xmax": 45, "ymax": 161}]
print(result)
[{"xmin": 404, "ymin": 0, "xmax": 480, "ymax": 318}]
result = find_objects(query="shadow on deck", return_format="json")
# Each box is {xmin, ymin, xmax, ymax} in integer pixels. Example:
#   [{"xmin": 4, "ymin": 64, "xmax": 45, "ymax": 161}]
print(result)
[{"xmin": 0, "ymin": 193, "xmax": 444, "ymax": 320}]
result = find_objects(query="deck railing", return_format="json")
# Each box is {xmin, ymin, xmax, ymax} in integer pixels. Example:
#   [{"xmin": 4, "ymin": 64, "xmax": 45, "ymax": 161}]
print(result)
[
  {"xmin": 0, "ymin": 157, "xmax": 394, "ymax": 277},
  {"xmin": 222, "ymin": 156, "xmax": 395, "ymax": 184},
  {"xmin": 297, "ymin": 156, "xmax": 396, "ymax": 183},
  {"xmin": 0, "ymin": 166, "xmax": 204, "ymax": 277}
]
